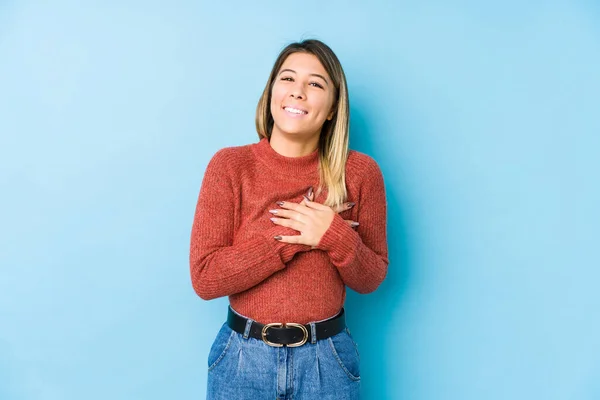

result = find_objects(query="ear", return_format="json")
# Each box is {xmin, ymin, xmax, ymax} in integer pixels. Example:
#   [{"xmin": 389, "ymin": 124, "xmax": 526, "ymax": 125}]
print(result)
[{"xmin": 327, "ymin": 105, "xmax": 336, "ymax": 121}]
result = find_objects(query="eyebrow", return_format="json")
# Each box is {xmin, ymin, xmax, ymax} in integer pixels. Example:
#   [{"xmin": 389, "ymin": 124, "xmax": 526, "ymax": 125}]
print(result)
[{"xmin": 278, "ymin": 69, "xmax": 329, "ymax": 86}]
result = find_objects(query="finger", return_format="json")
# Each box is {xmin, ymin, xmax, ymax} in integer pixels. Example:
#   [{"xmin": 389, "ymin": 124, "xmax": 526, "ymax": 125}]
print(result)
[
  {"xmin": 268, "ymin": 208, "xmax": 297, "ymax": 220},
  {"xmin": 299, "ymin": 187, "xmax": 314, "ymax": 206},
  {"xmin": 274, "ymin": 235, "xmax": 305, "ymax": 245},
  {"xmin": 333, "ymin": 201, "xmax": 356, "ymax": 214},
  {"xmin": 307, "ymin": 186, "xmax": 314, "ymax": 200},
  {"xmin": 302, "ymin": 196, "xmax": 330, "ymax": 211},
  {"xmin": 278, "ymin": 200, "xmax": 312, "ymax": 216},
  {"xmin": 344, "ymin": 219, "xmax": 360, "ymax": 228},
  {"xmin": 300, "ymin": 195, "xmax": 313, "ymax": 206},
  {"xmin": 270, "ymin": 216, "xmax": 304, "ymax": 230}
]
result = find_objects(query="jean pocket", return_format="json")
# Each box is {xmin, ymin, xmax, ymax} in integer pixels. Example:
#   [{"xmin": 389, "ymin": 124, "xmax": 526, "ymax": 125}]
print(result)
[
  {"xmin": 327, "ymin": 327, "xmax": 361, "ymax": 381},
  {"xmin": 207, "ymin": 323, "xmax": 235, "ymax": 372}
]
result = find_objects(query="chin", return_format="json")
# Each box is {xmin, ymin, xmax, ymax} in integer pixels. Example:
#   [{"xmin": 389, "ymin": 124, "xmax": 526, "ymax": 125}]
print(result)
[
  {"xmin": 276, "ymin": 130, "xmax": 307, "ymax": 137},
  {"xmin": 274, "ymin": 123, "xmax": 311, "ymax": 136}
]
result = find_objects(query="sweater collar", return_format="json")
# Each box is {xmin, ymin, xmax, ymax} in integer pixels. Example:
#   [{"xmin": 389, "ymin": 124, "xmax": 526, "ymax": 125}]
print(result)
[{"xmin": 252, "ymin": 137, "xmax": 319, "ymax": 177}]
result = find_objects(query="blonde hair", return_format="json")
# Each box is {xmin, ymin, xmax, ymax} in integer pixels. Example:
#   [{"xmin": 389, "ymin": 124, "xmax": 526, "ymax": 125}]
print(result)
[{"xmin": 255, "ymin": 39, "xmax": 350, "ymax": 209}]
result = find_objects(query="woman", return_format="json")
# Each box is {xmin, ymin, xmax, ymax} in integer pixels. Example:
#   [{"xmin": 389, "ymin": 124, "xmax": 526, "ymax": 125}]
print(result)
[{"xmin": 189, "ymin": 39, "xmax": 389, "ymax": 400}]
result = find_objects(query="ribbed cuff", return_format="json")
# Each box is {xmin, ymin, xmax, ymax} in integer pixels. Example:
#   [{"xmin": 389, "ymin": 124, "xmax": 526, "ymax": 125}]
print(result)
[
  {"xmin": 316, "ymin": 213, "xmax": 359, "ymax": 255},
  {"xmin": 261, "ymin": 226, "xmax": 309, "ymax": 264}
]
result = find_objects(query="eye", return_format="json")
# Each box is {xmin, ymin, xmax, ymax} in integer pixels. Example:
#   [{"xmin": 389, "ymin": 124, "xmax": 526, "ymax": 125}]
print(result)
[
  {"xmin": 280, "ymin": 76, "xmax": 294, "ymax": 82},
  {"xmin": 310, "ymin": 82, "xmax": 324, "ymax": 89}
]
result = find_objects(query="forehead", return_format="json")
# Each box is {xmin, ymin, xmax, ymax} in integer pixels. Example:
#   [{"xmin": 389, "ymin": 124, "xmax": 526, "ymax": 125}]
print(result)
[{"xmin": 278, "ymin": 53, "xmax": 329, "ymax": 78}]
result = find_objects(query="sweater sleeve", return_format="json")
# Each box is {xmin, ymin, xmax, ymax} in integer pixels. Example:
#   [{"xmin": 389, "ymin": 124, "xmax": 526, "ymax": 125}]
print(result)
[
  {"xmin": 189, "ymin": 149, "xmax": 309, "ymax": 300},
  {"xmin": 315, "ymin": 157, "xmax": 389, "ymax": 294}
]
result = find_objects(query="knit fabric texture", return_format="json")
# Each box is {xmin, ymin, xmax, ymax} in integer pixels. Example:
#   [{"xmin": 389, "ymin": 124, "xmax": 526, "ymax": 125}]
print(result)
[{"xmin": 189, "ymin": 137, "xmax": 389, "ymax": 324}]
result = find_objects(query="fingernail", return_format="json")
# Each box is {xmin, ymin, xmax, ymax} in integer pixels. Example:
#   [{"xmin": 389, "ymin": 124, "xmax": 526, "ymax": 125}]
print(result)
[
  {"xmin": 307, "ymin": 187, "xmax": 313, "ymax": 197},
  {"xmin": 276, "ymin": 201, "xmax": 284, "ymax": 206},
  {"xmin": 274, "ymin": 235, "xmax": 282, "ymax": 240},
  {"xmin": 351, "ymin": 222, "xmax": 360, "ymax": 227},
  {"xmin": 347, "ymin": 202, "xmax": 356, "ymax": 208},
  {"xmin": 269, "ymin": 210, "xmax": 278, "ymax": 214},
  {"xmin": 303, "ymin": 195, "xmax": 310, "ymax": 202},
  {"xmin": 270, "ymin": 217, "xmax": 277, "ymax": 222}
]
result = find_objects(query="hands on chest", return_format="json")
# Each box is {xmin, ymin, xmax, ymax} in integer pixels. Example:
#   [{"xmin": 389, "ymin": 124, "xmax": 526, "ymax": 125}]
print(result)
[{"xmin": 269, "ymin": 187, "xmax": 359, "ymax": 249}]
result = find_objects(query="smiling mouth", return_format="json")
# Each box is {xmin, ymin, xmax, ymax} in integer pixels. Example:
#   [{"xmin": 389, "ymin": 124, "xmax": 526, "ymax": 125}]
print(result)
[{"xmin": 283, "ymin": 106, "xmax": 308, "ymax": 115}]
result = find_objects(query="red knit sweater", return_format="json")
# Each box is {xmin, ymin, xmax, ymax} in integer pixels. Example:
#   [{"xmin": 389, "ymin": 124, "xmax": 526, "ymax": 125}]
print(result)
[{"xmin": 189, "ymin": 137, "xmax": 389, "ymax": 324}]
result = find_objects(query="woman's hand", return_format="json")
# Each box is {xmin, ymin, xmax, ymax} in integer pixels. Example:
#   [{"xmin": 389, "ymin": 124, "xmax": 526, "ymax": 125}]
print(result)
[
  {"xmin": 269, "ymin": 190, "xmax": 358, "ymax": 248},
  {"xmin": 300, "ymin": 187, "xmax": 358, "ymax": 226}
]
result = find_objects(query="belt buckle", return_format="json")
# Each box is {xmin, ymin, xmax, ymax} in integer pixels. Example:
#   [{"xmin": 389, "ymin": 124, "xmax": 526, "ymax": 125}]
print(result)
[{"xmin": 261, "ymin": 322, "xmax": 309, "ymax": 347}]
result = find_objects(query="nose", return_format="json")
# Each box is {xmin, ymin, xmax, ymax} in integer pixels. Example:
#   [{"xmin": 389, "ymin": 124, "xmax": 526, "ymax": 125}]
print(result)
[{"xmin": 289, "ymin": 81, "xmax": 305, "ymax": 100}]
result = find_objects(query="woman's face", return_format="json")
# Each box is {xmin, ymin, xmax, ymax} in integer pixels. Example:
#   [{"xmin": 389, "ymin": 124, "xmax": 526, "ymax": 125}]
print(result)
[{"xmin": 270, "ymin": 52, "xmax": 336, "ymax": 140}]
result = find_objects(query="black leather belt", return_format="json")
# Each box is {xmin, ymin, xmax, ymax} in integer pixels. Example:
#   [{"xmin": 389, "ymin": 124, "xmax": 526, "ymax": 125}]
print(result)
[{"xmin": 227, "ymin": 306, "xmax": 346, "ymax": 347}]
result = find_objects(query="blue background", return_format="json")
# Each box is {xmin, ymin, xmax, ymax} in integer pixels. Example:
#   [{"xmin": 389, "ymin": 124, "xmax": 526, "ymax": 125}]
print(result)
[{"xmin": 1, "ymin": 1, "xmax": 599, "ymax": 399}]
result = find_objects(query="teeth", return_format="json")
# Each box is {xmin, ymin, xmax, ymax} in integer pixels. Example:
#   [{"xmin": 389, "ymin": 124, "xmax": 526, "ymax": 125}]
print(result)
[{"xmin": 285, "ymin": 107, "xmax": 307, "ymax": 114}]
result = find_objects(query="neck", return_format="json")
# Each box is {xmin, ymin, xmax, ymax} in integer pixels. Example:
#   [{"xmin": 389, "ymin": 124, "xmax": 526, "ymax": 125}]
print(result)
[
  {"xmin": 252, "ymin": 134, "xmax": 320, "ymax": 178},
  {"xmin": 268, "ymin": 132, "xmax": 320, "ymax": 158}
]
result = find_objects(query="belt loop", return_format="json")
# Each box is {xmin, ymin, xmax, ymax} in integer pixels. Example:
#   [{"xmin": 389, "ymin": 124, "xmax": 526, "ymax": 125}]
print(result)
[
  {"xmin": 243, "ymin": 318, "xmax": 254, "ymax": 340},
  {"xmin": 310, "ymin": 322, "xmax": 317, "ymax": 344}
]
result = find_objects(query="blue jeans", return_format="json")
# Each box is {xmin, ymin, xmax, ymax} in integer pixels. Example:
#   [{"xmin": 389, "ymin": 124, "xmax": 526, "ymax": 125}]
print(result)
[{"xmin": 206, "ymin": 311, "xmax": 361, "ymax": 399}]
